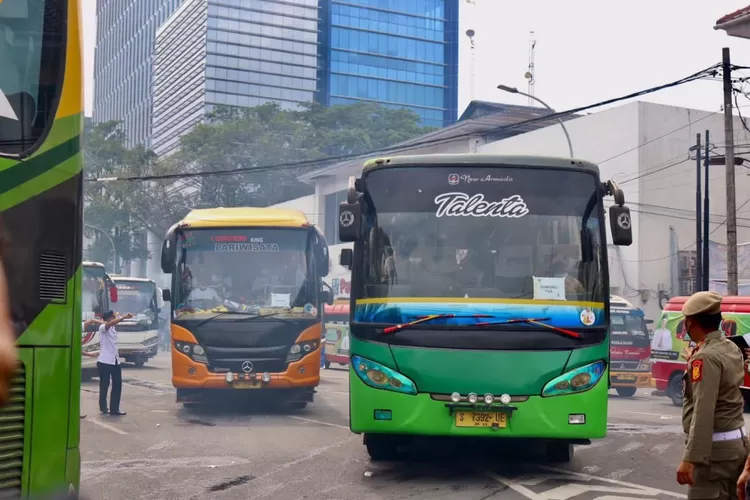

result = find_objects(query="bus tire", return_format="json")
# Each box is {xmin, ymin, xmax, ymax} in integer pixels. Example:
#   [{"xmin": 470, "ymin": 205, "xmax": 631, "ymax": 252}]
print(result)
[
  {"xmin": 545, "ymin": 442, "xmax": 573, "ymax": 463},
  {"xmin": 667, "ymin": 373, "xmax": 684, "ymax": 407},
  {"xmin": 134, "ymin": 358, "xmax": 146, "ymax": 368},
  {"xmin": 81, "ymin": 369, "xmax": 94, "ymax": 382},
  {"xmin": 365, "ymin": 434, "xmax": 399, "ymax": 461},
  {"xmin": 324, "ymin": 361, "xmax": 331, "ymax": 369},
  {"xmin": 615, "ymin": 387, "xmax": 637, "ymax": 398}
]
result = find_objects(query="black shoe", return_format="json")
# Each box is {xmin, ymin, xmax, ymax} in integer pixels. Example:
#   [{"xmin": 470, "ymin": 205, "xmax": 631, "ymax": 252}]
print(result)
[
  {"xmin": 100, "ymin": 409, "xmax": 108, "ymax": 415},
  {"xmin": 80, "ymin": 415, "xmax": 87, "ymax": 419},
  {"xmin": 109, "ymin": 410, "xmax": 126, "ymax": 416}
]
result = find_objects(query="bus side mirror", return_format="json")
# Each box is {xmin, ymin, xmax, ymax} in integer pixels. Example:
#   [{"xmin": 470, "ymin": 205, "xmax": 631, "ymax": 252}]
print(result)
[
  {"xmin": 340, "ymin": 248, "xmax": 353, "ymax": 269},
  {"xmin": 316, "ymin": 241, "xmax": 330, "ymax": 277},
  {"xmin": 609, "ymin": 205, "xmax": 632, "ymax": 246},
  {"xmin": 645, "ymin": 319, "xmax": 654, "ymax": 325},
  {"xmin": 162, "ymin": 289, "xmax": 172, "ymax": 303},
  {"xmin": 319, "ymin": 289, "xmax": 334, "ymax": 306},
  {"xmin": 161, "ymin": 236, "xmax": 177, "ymax": 273},
  {"xmin": 338, "ymin": 202, "xmax": 361, "ymax": 242},
  {"xmin": 109, "ymin": 285, "xmax": 118, "ymax": 304}
]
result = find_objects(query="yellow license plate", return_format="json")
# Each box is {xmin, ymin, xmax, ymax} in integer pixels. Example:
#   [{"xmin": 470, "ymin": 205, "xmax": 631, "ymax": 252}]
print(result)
[
  {"xmin": 234, "ymin": 380, "xmax": 262, "ymax": 389},
  {"xmin": 617, "ymin": 375, "xmax": 636, "ymax": 381},
  {"xmin": 455, "ymin": 411, "xmax": 508, "ymax": 428}
]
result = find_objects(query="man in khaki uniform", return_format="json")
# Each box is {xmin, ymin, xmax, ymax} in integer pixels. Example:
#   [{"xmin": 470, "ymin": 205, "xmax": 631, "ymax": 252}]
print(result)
[{"xmin": 676, "ymin": 291, "xmax": 748, "ymax": 498}]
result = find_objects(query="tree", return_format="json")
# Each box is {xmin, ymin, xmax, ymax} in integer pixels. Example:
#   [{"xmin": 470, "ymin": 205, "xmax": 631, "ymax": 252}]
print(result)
[{"xmin": 84, "ymin": 102, "xmax": 434, "ymax": 263}]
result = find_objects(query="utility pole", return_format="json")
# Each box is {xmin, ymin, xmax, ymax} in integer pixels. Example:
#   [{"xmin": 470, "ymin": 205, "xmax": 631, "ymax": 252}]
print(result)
[
  {"xmin": 703, "ymin": 130, "xmax": 710, "ymax": 291},
  {"xmin": 722, "ymin": 47, "xmax": 738, "ymax": 295},
  {"xmin": 695, "ymin": 133, "xmax": 703, "ymax": 292}
]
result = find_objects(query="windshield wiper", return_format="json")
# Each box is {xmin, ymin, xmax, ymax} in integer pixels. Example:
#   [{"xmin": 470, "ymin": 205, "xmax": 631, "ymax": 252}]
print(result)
[
  {"xmin": 382, "ymin": 314, "xmax": 493, "ymax": 335},
  {"xmin": 474, "ymin": 317, "xmax": 582, "ymax": 339}
]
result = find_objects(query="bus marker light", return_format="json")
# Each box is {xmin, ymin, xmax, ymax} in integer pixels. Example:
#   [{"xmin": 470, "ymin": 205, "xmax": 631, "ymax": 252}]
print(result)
[
  {"xmin": 262, "ymin": 372, "xmax": 271, "ymax": 383},
  {"xmin": 450, "ymin": 392, "xmax": 461, "ymax": 403},
  {"xmin": 483, "ymin": 393, "xmax": 494, "ymax": 404},
  {"xmin": 499, "ymin": 394, "xmax": 511, "ymax": 405},
  {"xmin": 468, "ymin": 393, "xmax": 478, "ymax": 404},
  {"xmin": 188, "ymin": 368, "xmax": 196, "ymax": 375},
  {"xmin": 225, "ymin": 372, "xmax": 234, "ymax": 383},
  {"xmin": 569, "ymin": 414, "xmax": 586, "ymax": 424},
  {"xmin": 374, "ymin": 409, "xmax": 392, "ymax": 421}
]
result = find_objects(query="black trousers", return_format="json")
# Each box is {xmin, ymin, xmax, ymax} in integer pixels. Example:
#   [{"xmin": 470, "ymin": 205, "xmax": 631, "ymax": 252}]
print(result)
[{"xmin": 97, "ymin": 361, "xmax": 122, "ymax": 413}]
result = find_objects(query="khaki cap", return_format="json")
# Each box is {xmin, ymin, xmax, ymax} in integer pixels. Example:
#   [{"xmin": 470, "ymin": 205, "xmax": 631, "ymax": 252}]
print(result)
[{"xmin": 682, "ymin": 291, "xmax": 722, "ymax": 316}]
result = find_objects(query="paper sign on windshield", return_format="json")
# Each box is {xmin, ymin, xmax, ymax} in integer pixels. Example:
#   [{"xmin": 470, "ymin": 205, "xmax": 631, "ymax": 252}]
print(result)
[
  {"xmin": 271, "ymin": 293, "xmax": 291, "ymax": 308},
  {"xmin": 532, "ymin": 276, "xmax": 566, "ymax": 301}
]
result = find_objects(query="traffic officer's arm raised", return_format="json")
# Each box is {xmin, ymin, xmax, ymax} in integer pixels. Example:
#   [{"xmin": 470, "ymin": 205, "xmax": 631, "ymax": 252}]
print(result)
[{"xmin": 683, "ymin": 352, "xmax": 721, "ymax": 464}]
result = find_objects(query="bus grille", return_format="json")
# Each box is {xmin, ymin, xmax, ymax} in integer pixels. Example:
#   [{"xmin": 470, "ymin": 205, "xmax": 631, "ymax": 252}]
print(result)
[{"xmin": 0, "ymin": 364, "xmax": 26, "ymax": 497}]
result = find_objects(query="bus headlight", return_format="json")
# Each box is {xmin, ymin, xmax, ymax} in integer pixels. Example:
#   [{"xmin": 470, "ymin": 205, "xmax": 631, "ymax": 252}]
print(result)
[
  {"xmin": 637, "ymin": 359, "xmax": 651, "ymax": 370},
  {"xmin": 352, "ymin": 356, "xmax": 417, "ymax": 395},
  {"xmin": 174, "ymin": 341, "xmax": 208, "ymax": 364},
  {"xmin": 286, "ymin": 340, "xmax": 319, "ymax": 362},
  {"xmin": 542, "ymin": 361, "xmax": 606, "ymax": 397}
]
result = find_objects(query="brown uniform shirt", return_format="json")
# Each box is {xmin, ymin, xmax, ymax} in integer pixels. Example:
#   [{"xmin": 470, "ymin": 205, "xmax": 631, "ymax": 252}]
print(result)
[{"xmin": 682, "ymin": 330, "xmax": 746, "ymax": 464}]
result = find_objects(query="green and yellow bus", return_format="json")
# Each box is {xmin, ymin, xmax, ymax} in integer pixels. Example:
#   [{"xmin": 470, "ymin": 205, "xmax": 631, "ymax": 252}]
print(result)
[
  {"xmin": 337, "ymin": 154, "xmax": 633, "ymax": 462},
  {"xmin": 0, "ymin": 0, "xmax": 83, "ymax": 495}
]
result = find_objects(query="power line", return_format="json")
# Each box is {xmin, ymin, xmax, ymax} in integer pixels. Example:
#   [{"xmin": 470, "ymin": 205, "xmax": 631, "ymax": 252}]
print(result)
[{"xmin": 85, "ymin": 64, "xmax": 721, "ymax": 183}]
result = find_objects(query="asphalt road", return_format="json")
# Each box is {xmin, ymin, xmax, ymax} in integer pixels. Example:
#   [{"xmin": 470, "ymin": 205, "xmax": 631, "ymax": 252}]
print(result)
[{"xmin": 78, "ymin": 353, "xmax": 715, "ymax": 500}]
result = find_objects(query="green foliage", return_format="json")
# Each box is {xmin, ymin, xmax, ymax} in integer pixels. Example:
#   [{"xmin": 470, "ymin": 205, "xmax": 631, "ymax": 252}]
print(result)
[{"xmin": 84, "ymin": 102, "xmax": 432, "ymax": 267}]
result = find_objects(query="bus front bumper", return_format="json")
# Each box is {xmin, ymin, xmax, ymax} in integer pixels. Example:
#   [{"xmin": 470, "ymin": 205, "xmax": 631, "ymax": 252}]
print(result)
[
  {"xmin": 349, "ymin": 369, "xmax": 608, "ymax": 439},
  {"xmin": 609, "ymin": 371, "xmax": 651, "ymax": 388}
]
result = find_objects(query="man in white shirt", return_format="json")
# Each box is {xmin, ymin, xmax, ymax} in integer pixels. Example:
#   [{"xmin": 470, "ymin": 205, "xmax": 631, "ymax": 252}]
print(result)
[
  {"xmin": 97, "ymin": 310, "xmax": 132, "ymax": 416},
  {"xmin": 651, "ymin": 317, "xmax": 673, "ymax": 352},
  {"xmin": 187, "ymin": 280, "xmax": 221, "ymax": 308}
]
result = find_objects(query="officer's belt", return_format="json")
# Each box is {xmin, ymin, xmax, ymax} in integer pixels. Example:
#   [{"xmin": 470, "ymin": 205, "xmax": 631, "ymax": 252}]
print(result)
[{"xmin": 713, "ymin": 427, "xmax": 747, "ymax": 441}]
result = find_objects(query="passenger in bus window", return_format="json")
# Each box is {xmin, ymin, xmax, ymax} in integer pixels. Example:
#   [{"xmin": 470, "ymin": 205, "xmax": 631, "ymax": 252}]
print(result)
[{"xmin": 0, "ymin": 222, "xmax": 18, "ymax": 407}]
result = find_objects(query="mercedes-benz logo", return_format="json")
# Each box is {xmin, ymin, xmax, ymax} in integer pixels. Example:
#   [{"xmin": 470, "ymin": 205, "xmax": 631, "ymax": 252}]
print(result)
[
  {"xmin": 617, "ymin": 212, "xmax": 631, "ymax": 230},
  {"xmin": 339, "ymin": 210, "xmax": 354, "ymax": 228},
  {"xmin": 241, "ymin": 361, "xmax": 253, "ymax": 373}
]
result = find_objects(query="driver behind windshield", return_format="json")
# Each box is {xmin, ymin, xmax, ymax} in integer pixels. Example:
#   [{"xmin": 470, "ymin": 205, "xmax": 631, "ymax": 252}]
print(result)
[{"xmin": 186, "ymin": 271, "xmax": 222, "ymax": 309}]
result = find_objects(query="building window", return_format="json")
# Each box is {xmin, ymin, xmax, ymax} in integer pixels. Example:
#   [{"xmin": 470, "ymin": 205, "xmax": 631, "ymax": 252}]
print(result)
[{"xmin": 325, "ymin": 190, "xmax": 347, "ymax": 244}]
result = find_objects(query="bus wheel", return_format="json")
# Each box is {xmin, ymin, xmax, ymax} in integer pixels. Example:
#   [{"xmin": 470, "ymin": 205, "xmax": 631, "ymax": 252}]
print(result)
[
  {"xmin": 365, "ymin": 434, "xmax": 399, "ymax": 461},
  {"xmin": 81, "ymin": 370, "xmax": 93, "ymax": 382},
  {"xmin": 667, "ymin": 374, "xmax": 684, "ymax": 407},
  {"xmin": 134, "ymin": 358, "xmax": 146, "ymax": 368},
  {"xmin": 615, "ymin": 387, "xmax": 637, "ymax": 398},
  {"xmin": 324, "ymin": 361, "xmax": 331, "ymax": 369},
  {"xmin": 545, "ymin": 442, "xmax": 573, "ymax": 463}
]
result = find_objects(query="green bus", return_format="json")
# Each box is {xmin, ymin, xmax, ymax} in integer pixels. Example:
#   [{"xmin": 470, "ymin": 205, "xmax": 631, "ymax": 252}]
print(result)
[
  {"xmin": 337, "ymin": 154, "xmax": 633, "ymax": 462},
  {"xmin": 0, "ymin": 0, "xmax": 84, "ymax": 496}
]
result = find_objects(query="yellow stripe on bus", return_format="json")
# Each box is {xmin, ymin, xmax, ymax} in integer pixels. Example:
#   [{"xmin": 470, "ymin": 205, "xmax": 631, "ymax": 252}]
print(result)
[
  {"xmin": 56, "ymin": 0, "xmax": 83, "ymax": 120},
  {"xmin": 355, "ymin": 297, "xmax": 605, "ymax": 308}
]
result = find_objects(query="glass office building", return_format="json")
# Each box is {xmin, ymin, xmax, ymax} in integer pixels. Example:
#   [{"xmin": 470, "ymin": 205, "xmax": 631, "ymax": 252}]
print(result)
[
  {"xmin": 318, "ymin": 0, "xmax": 459, "ymax": 128},
  {"xmin": 93, "ymin": 0, "xmax": 184, "ymax": 147},
  {"xmin": 151, "ymin": 0, "xmax": 319, "ymax": 156}
]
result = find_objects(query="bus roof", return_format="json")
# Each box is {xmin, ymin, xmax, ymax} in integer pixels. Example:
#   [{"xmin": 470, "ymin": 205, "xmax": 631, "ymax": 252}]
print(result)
[
  {"xmin": 325, "ymin": 303, "xmax": 349, "ymax": 315},
  {"xmin": 82, "ymin": 261, "xmax": 105, "ymax": 268},
  {"xmin": 112, "ymin": 276, "xmax": 155, "ymax": 284},
  {"xmin": 180, "ymin": 207, "xmax": 311, "ymax": 228},
  {"xmin": 610, "ymin": 295, "xmax": 635, "ymax": 309},
  {"xmin": 664, "ymin": 295, "xmax": 750, "ymax": 313},
  {"xmin": 361, "ymin": 154, "xmax": 600, "ymax": 174}
]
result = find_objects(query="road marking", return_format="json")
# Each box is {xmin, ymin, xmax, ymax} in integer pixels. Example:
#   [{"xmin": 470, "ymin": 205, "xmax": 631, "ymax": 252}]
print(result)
[
  {"xmin": 81, "ymin": 456, "xmax": 250, "ymax": 480},
  {"xmin": 543, "ymin": 466, "xmax": 686, "ymax": 498},
  {"xmin": 608, "ymin": 469, "xmax": 634, "ymax": 480},
  {"xmin": 621, "ymin": 411, "xmax": 678, "ymax": 419},
  {"xmin": 652, "ymin": 443, "xmax": 671, "ymax": 454},
  {"xmin": 485, "ymin": 472, "xmax": 545, "ymax": 500},
  {"xmin": 287, "ymin": 415, "xmax": 349, "ymax": 430},
  {"xmin": 617, "ymin": 442, "xmax": 642, "ymax": 453},
  {"xmin": 583, "ymin": 465, "xmax": 601, "ymax": 474},
  {"xmin": 87, "ymin": 418, "xmax": 128, "ymax": 435}
]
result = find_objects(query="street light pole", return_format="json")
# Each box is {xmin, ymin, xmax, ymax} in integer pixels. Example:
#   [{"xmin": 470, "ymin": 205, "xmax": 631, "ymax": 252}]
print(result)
[
  {"xmin": 85, "ymin": 224, "xmax": 117, "ymax": 273},
  {"xmin": 497, "ymin": 84, "xmax": 574, "ymax": 158}
]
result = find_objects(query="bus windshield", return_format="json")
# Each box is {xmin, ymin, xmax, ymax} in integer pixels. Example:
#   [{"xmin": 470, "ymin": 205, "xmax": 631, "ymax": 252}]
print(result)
[
  {"xmin": 0, "ymin": 0, "xmax": 66, "ymax": 155},
  {"xmin": 610, "ymin": 312, "xmax": 650, "ymax": 348},
  {"xmin": 114, "ymin": 281, "xmax": 157, "ymax": 318},
  {"xmin": 173, "ymin": 228, "xmax": 317, "ymax": 317},
  {"xmin": 82, "ymin": 266, "xmax": 108, "ymax": 317},
  {"xmin": 358, "ymin": 166, "xmax": 605, "ymax": 325}
]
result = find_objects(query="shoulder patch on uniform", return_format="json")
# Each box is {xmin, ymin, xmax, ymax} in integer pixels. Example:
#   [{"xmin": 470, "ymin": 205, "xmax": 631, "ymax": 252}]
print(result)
[{"xmin": 691, "ymin": 359, "xmax": 703, "ymax": 382}]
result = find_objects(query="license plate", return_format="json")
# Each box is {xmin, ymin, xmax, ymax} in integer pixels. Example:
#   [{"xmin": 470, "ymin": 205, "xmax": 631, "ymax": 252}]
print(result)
[
  {"xmin": 338, "ymin": 349, "xmax": 349, "ymax": 355},
  {"xmin": 617, "ymin": 375, "xmax": 636, "ymax": 381},
  {"xmin": 234, "ymin": 380, "xmax": 261, "ymax": 389},
  {"xmin": 455, "ymin": 411, "xmax": 508, "ymax": 428}
]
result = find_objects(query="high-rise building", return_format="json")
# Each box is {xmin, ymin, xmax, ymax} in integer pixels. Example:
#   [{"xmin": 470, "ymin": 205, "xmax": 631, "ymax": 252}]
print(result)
[
  {"xmin": 317, "ymin": 0, "xmax": 459, "ymax": 128},
  {"xmin": 93, "ymin": 0, "xmax": 185, "ymax": 147},
  {"xmin": 150, "ymin": 0, "xmax": 319, "ymax": 156}
]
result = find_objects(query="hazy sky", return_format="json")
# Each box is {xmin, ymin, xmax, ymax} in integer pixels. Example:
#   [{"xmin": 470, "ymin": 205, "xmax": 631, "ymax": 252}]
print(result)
[{"xmin": 80, "ymin": 0, "xmax": 750, "ymax": 117}]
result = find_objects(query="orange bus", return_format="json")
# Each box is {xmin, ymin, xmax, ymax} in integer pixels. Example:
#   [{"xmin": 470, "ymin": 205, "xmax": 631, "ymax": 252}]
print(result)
[
  {"xmin": 324, "ymin": 302, "xmax": 350, "ymax": 368},
  {"xmin": 160, "ymin": 208, "xmax": 332, "ymax": 408}
]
